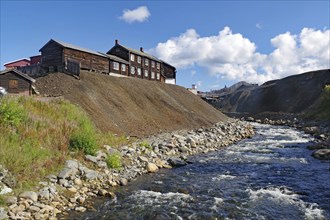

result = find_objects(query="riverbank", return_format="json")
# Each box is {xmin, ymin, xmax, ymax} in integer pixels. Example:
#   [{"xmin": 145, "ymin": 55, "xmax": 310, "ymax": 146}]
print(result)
[
  {"xmin": 0, "ymin": 119, "xmax": 254, "ymax": 219},
  {"xmin": 226, "ymin": 112, "xmax": 330, "ymax": 160}
]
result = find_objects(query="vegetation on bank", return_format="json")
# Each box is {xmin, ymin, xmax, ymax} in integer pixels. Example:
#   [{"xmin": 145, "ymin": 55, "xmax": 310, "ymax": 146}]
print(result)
[
  {"xmin": 0, "ymin": 96, "xmax": 129, "ymax": 192},
  {"xmin": 305, "ymin": 85, "xmax": 330, "ymax": 120}
]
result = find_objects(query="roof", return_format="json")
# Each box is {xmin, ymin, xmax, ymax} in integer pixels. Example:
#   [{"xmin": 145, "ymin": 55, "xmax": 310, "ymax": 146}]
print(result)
[
  {"xmin": 109, "ymin": 44, "xmax": 162, "ymax": 62},
  {"xmin": 0, "ymin": 69, "xmax": 36, "ymax": 83},
  {"xmin": 161, "ymin": 59, "xmax": 176, "ymax": 69},
  {"xmin": 4, "ymin": 58, "xmax": 30, "ymax": 66},
  {"xmin": 40, "ymin": 39, "xmax": 108, "ymax": 58},
  {"xmin": 98, "ymin": 52, "xmax": 129, "ymax": 64}
]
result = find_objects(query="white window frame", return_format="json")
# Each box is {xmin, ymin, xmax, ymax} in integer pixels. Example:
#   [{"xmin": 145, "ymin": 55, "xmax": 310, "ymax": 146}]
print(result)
[
  {"xmin": 156, "ymin": 63, "xmax": 160, "ymax": 69},
  {"xmin": 144, "ymin": 70, "xmax": 148, "ymax": 77},
  {"xmin": 151, "ymin": 71, "xmax": 155, "ymax": 79},
  {"xmin": 121, "ymin": 64, "xmax": 126, "ymax": 72},
  {"xmin": 137, "ymin": 56, "xmax": 141, "ymax": 64},
  {"xmin": 130, "ymin": 66, "xmax": 135, "ymax": 75},
  {"xmin": 151, "ymin": 61, "xmax": 155, "ymax": 68},
  {"xmin": 130, "ymin": 54, "xmax": 135, "ymax": 62},
  {"xmin": 156, "ymin": 73, "xmax": 160, "ymax": 80},
  {"xmin": 137, "ymin": 68, "xmax": 141, "ymax": 76},
  {"xmin": 113, "ymin": 62, "xmax": 119, "ymax": 70},
  {"xmin": 145, "ymin": 59, "xmax": 149, "ymax": 66}
]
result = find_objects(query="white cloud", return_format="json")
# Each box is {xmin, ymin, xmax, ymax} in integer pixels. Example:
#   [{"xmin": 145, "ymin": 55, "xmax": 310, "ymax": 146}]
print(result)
[
  {"xmin": 119, "ymin": 6, "xmax": 150, "ymax": 23},
  {"xmin": 150, "ymin": 27, "xmax": 330, "ymax": 85}
]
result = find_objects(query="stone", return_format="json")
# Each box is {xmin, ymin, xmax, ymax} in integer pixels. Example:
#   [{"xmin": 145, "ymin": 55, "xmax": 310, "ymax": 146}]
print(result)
[
  {"xmin": 0, "ymin": 182, "xmax": 12, "ymax": 195},
  {"xmin": 74, "ymin": 178, "xmax": 82, "ymax": 185},
  {"xmin": 146, "ymin": 163, "xmax": 159, "ymax": 173},
  {"xmin": 75, "ymin": 206, "xmax": 87, "ymax": 212},
  {"xmin": 168, "ymin": 158, "xmax": 187, "ymax": 167},
  {"xmin": 312, "ymin": 149, "xmax": 330, "ymax": 160},
  {"xmin": 0, "ymin": 207, "xmax": 8, "ymax": 220},
  {"xmin": 67, "ymin": 187, "xmax": 77, "ymax": 193},
  {"xmin": 84, "ymin": 169, "xmax": 99, "ymax": 180},
  {"xmin": 58, "ymin": 167, "xmax": 78, "ymax": 179},
  {"xmin": 38, "ymin": 190, "xmax": 50, "ymax": 200},
  {"xmin": 5, "ymin": 196, "xmax": 17, "ymax": 205},
  {"xmin": 77, "ymin": 197, "xmax": 85, "ymax": 204},
  {"xmin": 29, "ymin": 206, "xmax": 41, "ymax": 213},
  {"xmin": 19, "ymin": 191, "xmax": 38, "ymax": 202},
  {"xmin": 98, "ymin": 189, "xmax": 108, "ymax": 196},
  {"xmin": 138, "ymin": 156, "xmax": 149, "ymax": 163},
  {"xmin": 97, "ymin": 161, "xmax": 107, "ymax": 168},
  {"xmin": 119, "ymin": 178, "xmax": 128, "ymax": 186},
  {"xmin": 66, "ymin": 160, "xmax": 79, "ymax": 169},
  {"xmin": 85, "ymin": 155, "xmax": 99, "ymax": 163}
]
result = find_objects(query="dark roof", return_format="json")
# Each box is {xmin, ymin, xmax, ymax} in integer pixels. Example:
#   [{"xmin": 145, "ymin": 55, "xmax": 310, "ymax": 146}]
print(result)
[
  {"xmin": 39, "ymin": 39, "xmax": 108, "ymax": 58},
  {"xmin": 161, "ymin": 60, "xmax": 176, "ymax": 69},
  {"xmin": 0, "ymin": 69, "xmax": 36, "ymax": 83},
  {"xmin": 98, "ymin": 52, "xmax": 129, "ymax": 64},
  {"xmin": 109, "ymin": 44, "xmax": 162, "ymax": 62}
]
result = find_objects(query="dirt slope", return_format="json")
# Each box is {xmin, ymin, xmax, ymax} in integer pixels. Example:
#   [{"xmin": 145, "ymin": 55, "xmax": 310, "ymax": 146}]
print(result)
[
  {"xmin": 212, "ymin": 69, "xmax": 330, "ymax": 114},
  {"xmin": 35, "ymin": 71, "xmax": 228, "ymax": 137}
]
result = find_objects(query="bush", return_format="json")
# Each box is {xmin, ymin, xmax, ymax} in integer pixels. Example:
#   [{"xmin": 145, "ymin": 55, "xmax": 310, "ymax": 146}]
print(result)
[
  {"xmin": 106, "ymin": 153, "xmax": 122, "ymax": 169},
  {"xmin": 0, "ymin": 98, "xmax": 26, "ymax": 127},
  {"xmin": 69, "ymin": 132, "xmax": 98, "ymax": 155},
  {"xmin": 139, "ymin": 140, "xmax": 152, "ymax": 150}
]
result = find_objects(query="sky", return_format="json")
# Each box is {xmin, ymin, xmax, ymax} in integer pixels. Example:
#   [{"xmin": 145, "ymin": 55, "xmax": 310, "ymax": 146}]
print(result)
[{"xmin": 1, "ymin": 1, "xmax": 329, "ymax": 91}]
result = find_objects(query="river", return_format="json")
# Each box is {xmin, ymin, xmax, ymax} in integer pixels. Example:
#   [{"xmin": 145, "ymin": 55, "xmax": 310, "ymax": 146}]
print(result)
[{"xmin": 72, "ymin": 123, "xmax": 330, "ymax": 220}]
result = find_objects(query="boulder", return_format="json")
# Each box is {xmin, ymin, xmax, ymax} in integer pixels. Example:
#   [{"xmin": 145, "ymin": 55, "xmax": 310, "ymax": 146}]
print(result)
[
  {"xmin": 19, "ymin": 191, "xmax": 38, "ymax": 202},
  {"xmin": 168, "ymin": 158, "xmax": 187, "ymax": 167},
  {"xmin": 146, "ymin": 163, "xmax": 159, "ymax": 173},
  {"xmin": 312, "ymin": 149, "xmax": 330, "ymax": 160}
]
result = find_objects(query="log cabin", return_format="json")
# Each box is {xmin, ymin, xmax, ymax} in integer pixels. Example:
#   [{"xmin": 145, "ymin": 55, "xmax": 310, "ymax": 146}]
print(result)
[{"xmin": 0, "ymin": 69, "xmax": 35, "ymax": 95}]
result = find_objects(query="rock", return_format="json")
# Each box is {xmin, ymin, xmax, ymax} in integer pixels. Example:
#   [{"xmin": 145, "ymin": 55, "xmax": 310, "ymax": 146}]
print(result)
[
  {"xmin": 98, "ymin": 189, "xmax": 108, "ymax": 196},
  {"xmin": 97, "ymin": 161, "xmax": 107, "ymax": 168},
  {"xmin": 246, "ymin": 117, "xmax": 255, "ymax": 122},
  {"xmin": 5, "ymin": 196, "xmax": 17, "ymax": 205},
  {"xmin": 38, "ymin": 189, "xmax": 50, "ymax": 200},
  {"xmin": 84, "ymin": 169, "xmax": 99, "ymax": 180},
  {"xmin": 146, "ymin": 163, "xmax": 159, "ymax": 173},
  {"xmin": 0, "ymin": 182, "xmax": 12, "ymax": 195},
  {"xmin": 312, "ymin": 149, "xmax": 330, "ymax": 160},
  {"xmin": 0, "ymin": 165, "xmax": 16, "ymax": 188},
  {"xmin": 66, "ymin": 160, "xmax": 79, "ymax": 169},
  {"xmin": 46, "ymin": 174, "xmax": 58, "ymax": 183},
  {"xmin": 29, "ymin": 205, "xmax": 41, "ymax": 213},
  {"xmin": 0, "ymin": 207, "xmax": 8, "ymax": 220},
  {"xmin": 168, "ymin": 158, "xmax": 187, "ymax": 167},
  {"xmin": 58, "ymin": 167, "xmax": 78, "ymax": 179},
  {"xmin": 19, "ymin": 191, "xmax": 38, "ymax": 202},
  {"xmin": 74, "ymin": 178, "xmax": 82, "ymax": 185},
  {"xmin": 119, "ymin": 178, "xmax": 128, "ymax": 186},
  {"xmin": 75, "ymin": 206, "xmax": 87, "ymax": 212},
  {"xmin": 138, "ymin": 156, "xmax": 149, "ymax": 163},
  {"xmin": 67, "ymin": 187, "xmax": 77, "ymax": 193},
  {"xmin": 85, "ymin": 155, "xmax": 99, "ymax": 163}
]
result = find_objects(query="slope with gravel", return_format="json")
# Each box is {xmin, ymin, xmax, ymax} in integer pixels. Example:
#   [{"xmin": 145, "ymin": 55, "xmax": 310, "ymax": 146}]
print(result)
[{"xmin": 35, "ymin": 71, "xmax": 228, "ymax": 137}]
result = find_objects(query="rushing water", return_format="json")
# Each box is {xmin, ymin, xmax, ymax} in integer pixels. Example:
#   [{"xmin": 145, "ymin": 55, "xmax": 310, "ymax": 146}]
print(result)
[{"xmin": 75, "ymin": 123, "xmax": 330, "ymax": 220}]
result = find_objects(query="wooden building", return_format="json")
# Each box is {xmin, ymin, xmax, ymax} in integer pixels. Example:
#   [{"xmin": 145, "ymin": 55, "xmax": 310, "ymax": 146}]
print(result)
[
  {"xmin": 107, "ymin": 40, "xmax": 167, "ymax": 82},
  {"xmin": 39, "ymin": 39, "xmax": 111, "ymax": 74},
  {"xmin": 162, "ymin": 61, "xmax": 177, "ymax": 85},
  {"xmin": 4, "ymin": 59, "xmax": 30, "ymax": 69},
  {"xmin": 0, "ymin": 69, "xmax": 35, "ymax": 95}
]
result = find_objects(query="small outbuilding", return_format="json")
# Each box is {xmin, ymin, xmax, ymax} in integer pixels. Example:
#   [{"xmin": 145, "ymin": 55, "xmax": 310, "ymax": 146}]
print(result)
[
  {"xmin": 0, "ymin": 69, "xmax": 35, "ymax": 95},
  {"xmin": 4, "ymin": 58, "xmax": 30, "ymax": 69}
]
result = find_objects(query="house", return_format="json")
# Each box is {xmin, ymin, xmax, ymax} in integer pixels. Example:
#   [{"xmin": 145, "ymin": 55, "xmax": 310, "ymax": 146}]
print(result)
[
  {"xmin": 161, "ymin": 61, "xmax": 176, "ymax": 85},
  {"xmin": 107, "ymin": 40, "xmax": 166, "ymax": 82},
  {"xmin": 0, "ymin": 69, "xmax": 35, "ymax": 95},
  {"xmin": 4, "ymin": 59, "xmax": 30, "ymax": 69},
  {"xmin": 30, "ymin": 55, "xmax": 42, "ymax": 65}
]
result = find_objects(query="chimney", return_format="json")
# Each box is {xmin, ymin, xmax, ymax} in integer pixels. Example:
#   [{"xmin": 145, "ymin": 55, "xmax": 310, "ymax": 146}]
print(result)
[
  {"xmin": 140, "ymin": 47, "xmax": 144, "ymax": 52},
  {"xmin": 115, "ymin": 39, "xmax": 119, "ymax": 45}
]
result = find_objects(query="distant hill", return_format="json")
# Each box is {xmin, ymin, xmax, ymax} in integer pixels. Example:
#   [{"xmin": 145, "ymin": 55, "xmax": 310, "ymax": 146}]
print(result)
[
  {"xmin": 210, "ymin": 81, "xmax": 257, "ymax": 96},
  {"xmin": 35, "ymin": 71, "xmax": 228, "ymax": 137},
  {"xmin": 210, "ymin": 69, "xmax": 330, "ymax": 114}
]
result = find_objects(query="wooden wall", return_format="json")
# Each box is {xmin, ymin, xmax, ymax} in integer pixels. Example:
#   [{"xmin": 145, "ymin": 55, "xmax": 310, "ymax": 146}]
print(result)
[
  {"xmin": 40, "ymin": 41, "xmax": 63, "ymax": 68},
  {"xmin": 0, "ymin": 72, "xmax": 32, "ymax": 95}
]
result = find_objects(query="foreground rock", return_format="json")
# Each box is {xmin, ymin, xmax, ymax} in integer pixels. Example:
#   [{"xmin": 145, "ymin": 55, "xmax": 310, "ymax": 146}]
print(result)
[
  {"xmin": 312, "ymin": 149, "xmax": 330, "ymax": 160},
  {"xmin": 0, "ymin": 120, "xmax": 254, "ymax": 220}
]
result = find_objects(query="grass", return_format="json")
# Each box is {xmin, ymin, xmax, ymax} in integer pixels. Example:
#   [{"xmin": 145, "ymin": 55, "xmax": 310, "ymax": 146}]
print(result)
[
  {"xmin": 105, "ymin": 153, "xmax": 122, "ymax": 169},
  {"xmin": 0, "ymin": 96, "xmax": 130, "ymax": 192},
  {"xmin": 305, "ymin": 85, "xmax": 330, "ymax": 120}
]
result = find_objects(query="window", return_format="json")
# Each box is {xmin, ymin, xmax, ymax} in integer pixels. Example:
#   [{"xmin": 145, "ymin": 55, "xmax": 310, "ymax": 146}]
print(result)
[
  {"xmin": 151, "ymin": 61, "xmax": 155, "ymax": 68},
  {"xmin": 145, "ymin": 59, "xmax": 149, "ymax": 66},
  {"xmin": 151, "ymin": 71, "xmax": 155, "ymax": 79},
  {"xmin": 130, "ymin": 66, "xmax": 135, "ymax": 75},
  {"xmin": 144, "ymin": 70, "xmax": 148, "ymax": 78},
  {"xmin": 130, "ymin": 54, "xmax": 135, "ymax": 62},
  {"xmin": 137, "ymin": 56, "xmax": 141, "ymax": 64},
  {"xmin": 121, "ymin": 64, "xmax": 126, "ymax": 72},
  {"xmin": 156, "ymin": 73, "xmax": 160, "ymax": 80},
  {"xmin": 137, "ymin": 68, "xmax": 141, "ymax": 76},
  {"xmin": 156, "ymin": 63, "xmax": 160, "ymax": 69},
  {"xmin": 113, "ymin": 62, "xmax": 119, "ymax": 70},
  {"xmin": 9, "ymin": 80, "xmax": 18, "ymax": 89}
]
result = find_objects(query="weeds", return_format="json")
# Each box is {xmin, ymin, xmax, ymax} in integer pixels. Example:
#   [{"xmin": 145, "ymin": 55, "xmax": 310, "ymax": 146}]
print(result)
[
  {"xmin": 105, "ymin": 153, "xmax": 122, "ymax": 169},
  {"xmin": 139, "ymin": 140, "xmax": 152, "ymax": 150}
]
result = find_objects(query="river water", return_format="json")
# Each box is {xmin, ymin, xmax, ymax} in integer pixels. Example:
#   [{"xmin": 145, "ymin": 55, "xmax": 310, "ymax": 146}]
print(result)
[{"xmin": 75, "ymin": 123, "xmax": 330, "ymax": 220}]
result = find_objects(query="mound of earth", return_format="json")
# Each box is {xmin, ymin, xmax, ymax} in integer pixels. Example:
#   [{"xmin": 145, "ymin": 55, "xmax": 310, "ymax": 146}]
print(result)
[
  {"xmin": 211, "ymin": 69, "xmax": 330, "ymax": 114},
  {"xmin": 35, "ymin": 71, "xmax": 228, "ymax": 137}
]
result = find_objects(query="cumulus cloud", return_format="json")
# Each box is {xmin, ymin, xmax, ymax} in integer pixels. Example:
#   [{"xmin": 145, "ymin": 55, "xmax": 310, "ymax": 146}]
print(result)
[
  {"xmin": 150, "ymin": 27, "xmax": 330, "ymax": 84},
  {"xmin": 119, "ymin": 6, "xmax": 150, "ymax": 23}
]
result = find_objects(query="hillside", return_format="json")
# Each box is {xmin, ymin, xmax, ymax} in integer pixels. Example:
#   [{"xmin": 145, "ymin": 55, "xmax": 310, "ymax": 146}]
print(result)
[
  {"xmin": 35, "ymin": 71, "xmax": 228, "ymax": 137},
  {"xmin": 211, "ymin": 69, "xmax": 330, "ymax": 114}
]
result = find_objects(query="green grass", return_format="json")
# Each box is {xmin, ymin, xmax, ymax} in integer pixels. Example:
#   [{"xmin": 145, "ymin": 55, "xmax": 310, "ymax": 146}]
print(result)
[
  {"xmin": 0, "ymin": 96, "xmax": 130, "ymax": 191},
  {"xmin": 139, "ymin": 140, "xmax": 152, "ymax": 150},
  {"xmin": 305, "ymin": 85, "xmax": 330, "ymax": 120},
  {"xmin": 105, "ymin": 153, "xmax": 122, "ymax": 169}
]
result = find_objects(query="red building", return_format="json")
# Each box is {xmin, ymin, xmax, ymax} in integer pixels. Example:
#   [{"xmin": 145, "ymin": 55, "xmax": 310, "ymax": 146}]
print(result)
[
  {"xmin": 30, "ymin": 55, "xmax": 41, "ymax": 65},
  {"xmin": 4, "ymin": 59, "xmax": 30, "ymax": 69}
]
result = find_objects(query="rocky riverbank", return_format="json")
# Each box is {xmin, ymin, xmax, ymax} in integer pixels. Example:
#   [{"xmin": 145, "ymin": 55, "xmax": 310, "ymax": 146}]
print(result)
[
  {"xmin": 0, "ymin": 119, "xmax": 254, "ymax": 220},
  {"xmin": 226, "ymin": 112, "xmax": 330, "ymax": 161}
]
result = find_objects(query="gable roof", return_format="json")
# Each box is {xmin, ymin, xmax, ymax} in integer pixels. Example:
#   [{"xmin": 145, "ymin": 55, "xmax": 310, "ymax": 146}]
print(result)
[
  {"xmin": 108, "ymin": 44, "xmax": 162, "ymax": 62},
  {"xmin": 0, "ymin": 69, "xmax": 36, "ymax": 83},
  {"xmin": 4, "ymin": 58, "xmax": 30, "ymax": 66},
  {"xmin": 98, "ymin": 52, "xmax": 129, "ymax": 64},
  {"xmin": 39, "ymin": 39, "xmax": 108, "ymax": 58}
]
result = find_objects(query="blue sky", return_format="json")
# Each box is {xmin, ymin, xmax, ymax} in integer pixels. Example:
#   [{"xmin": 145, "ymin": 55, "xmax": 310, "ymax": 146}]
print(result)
[{"xmin": 1, "ymin": 1, "xmax": 329, "ymax": 91}]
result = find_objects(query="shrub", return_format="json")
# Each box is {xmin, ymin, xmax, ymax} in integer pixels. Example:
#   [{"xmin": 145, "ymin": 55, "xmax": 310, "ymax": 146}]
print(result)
[
  {"xmin": 139, "ymin": 140, "xmax": 152, "ymax": 150},
  {"xmin": 69, "ymin": 131, "xmax": 98, "ymax": 155},
  {"xmin": 106, "ymin": 153, "xmax": 122, "ymax": 169}
]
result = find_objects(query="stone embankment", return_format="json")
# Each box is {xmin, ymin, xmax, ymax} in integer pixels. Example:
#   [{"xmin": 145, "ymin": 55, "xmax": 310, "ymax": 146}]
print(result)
[
  {"xmin": 241, "ymin": 115, "xmax": 330, "ymax": 161},
  {"xmin": 0, "ymin": 119, "xmax": 254, "ymax": 220}
]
